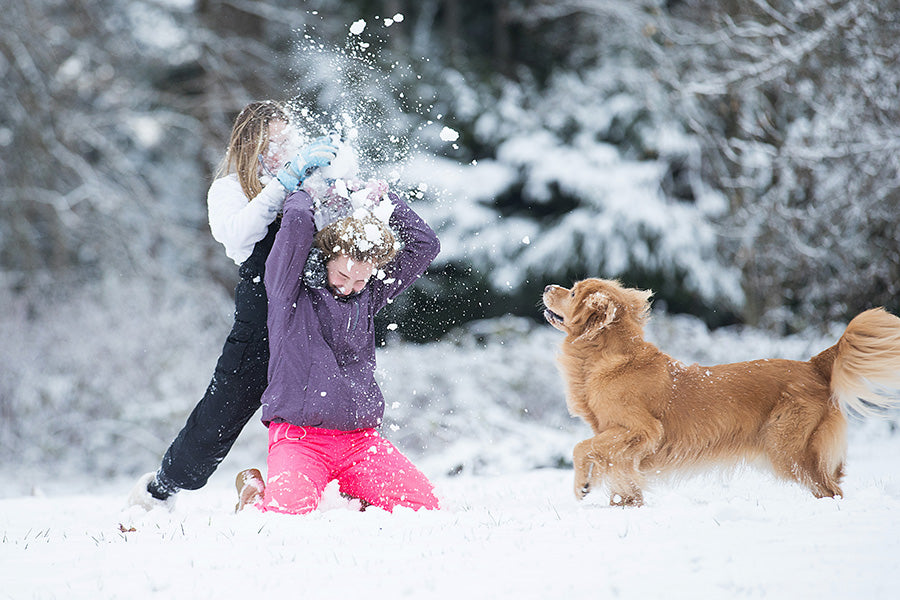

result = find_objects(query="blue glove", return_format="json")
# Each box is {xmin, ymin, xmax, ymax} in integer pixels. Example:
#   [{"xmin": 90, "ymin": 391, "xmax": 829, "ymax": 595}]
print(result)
[{"xmin": 276, "ymin": 136, "xmax": 339, "ymax": 191}]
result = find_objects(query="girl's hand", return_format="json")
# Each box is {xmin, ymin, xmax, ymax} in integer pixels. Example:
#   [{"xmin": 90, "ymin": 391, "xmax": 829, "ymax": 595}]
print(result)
[{"xmin": 276, "ymin": 136, "xmax": 339, "ymax": 191}]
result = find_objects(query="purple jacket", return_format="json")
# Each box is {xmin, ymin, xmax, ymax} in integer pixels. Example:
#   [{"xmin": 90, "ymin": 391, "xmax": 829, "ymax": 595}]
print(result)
[{"xmin": 261, "ymin": 190, "xmax": 440, "ymax": 430}]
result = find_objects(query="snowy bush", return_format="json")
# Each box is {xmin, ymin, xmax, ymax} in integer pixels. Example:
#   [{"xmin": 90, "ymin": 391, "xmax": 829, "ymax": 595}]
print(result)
[
  {"xmin": 0, "ymin": 275, "xmax": 231, "ymax": 478},
  {"xmin": 639, "ymin": 0, "xmax": 900, "ymax": 328}
]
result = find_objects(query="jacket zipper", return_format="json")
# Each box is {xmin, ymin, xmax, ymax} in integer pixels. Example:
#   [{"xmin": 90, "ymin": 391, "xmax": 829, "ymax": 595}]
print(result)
[{"xmin": 348, "ymin": 300, "xmax": 360, "ymax": 332}]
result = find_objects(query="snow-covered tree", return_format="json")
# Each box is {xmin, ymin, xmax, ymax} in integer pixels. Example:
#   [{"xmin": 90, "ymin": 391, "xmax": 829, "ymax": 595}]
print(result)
[{"xmin": 642, "ymin": 0, "xmax": 900, "ymax": 329}]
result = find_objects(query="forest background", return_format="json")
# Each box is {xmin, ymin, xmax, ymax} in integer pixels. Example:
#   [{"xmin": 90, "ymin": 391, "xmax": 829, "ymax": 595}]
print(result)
[{"xmin": 2, "ymin": 0, "xmax": 898, "ymax": 485}]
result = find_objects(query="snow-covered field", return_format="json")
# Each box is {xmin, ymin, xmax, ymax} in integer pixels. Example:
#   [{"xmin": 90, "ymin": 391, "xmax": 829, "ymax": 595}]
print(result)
[
  {"xmin": 2, "ymin": 422, "xmax": 898, "ymax": 600},
  {"xmin": 4, "ymin": 312, "xmax": 900, "ymax": 599}
]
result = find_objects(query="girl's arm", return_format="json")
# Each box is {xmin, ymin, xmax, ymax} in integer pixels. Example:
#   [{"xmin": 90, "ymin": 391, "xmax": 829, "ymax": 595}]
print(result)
[
  {"xmin": 207, "ymin": 177, "xmax": 287, "ymax": 265},
  {"xmin": 371, "ymin": 193, "xmax": 440, "ymax": 308},
  {"xmin": 265, "ymin": 190, "xmax": 316, "ymax": 302}
]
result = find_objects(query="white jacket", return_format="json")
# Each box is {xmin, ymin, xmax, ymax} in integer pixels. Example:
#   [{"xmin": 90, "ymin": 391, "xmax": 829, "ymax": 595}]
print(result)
[{"xmin": 207, "ymin": 174, "xmax": 287, "ymax": 265}]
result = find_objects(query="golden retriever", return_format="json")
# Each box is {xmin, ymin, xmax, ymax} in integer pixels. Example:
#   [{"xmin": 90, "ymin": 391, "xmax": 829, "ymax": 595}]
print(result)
[{"xmin": 542, "ymin": 278, "xmax": 900, "ymax": 506}]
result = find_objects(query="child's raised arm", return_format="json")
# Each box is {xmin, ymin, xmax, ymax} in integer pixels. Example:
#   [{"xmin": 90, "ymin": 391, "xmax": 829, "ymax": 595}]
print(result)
[
  {"xmin": 265, "ymin": 190, "xmax": 316, "ymax": 303},
  {"xmin": 370, "ymin": 193, "xmax": 440, "ymax": 309}
]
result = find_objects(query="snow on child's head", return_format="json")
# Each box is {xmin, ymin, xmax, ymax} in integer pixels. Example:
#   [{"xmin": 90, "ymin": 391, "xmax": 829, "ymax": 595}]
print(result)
[
  {"xmin": 314, "ymin": 214, "xmax": 398, "ymax": 270},
  {"xmin": 308, "ymin": 141, "xmax": 399, "ymax": 269},
  {"xmin": 305, "ymin": 140, "xmax": 398, "ymax": 266}
]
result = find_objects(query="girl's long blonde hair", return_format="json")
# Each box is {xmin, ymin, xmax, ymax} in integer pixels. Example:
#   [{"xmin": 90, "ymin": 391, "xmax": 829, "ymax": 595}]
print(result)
[{"xmin": 215, "ymin": 100, "xmax": 289, "ymax": 200}]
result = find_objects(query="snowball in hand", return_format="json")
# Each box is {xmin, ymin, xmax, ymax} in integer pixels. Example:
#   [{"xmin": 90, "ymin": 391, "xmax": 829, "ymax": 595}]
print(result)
[{"xmin": 320, "ymin": 141, "xmax": 360, "ymax": 182}]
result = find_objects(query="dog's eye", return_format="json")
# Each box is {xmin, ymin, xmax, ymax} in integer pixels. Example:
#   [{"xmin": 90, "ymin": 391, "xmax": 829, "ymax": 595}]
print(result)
[{"xmin": 570, "ymin": 291, "xmax": 575, "ymax": 297}]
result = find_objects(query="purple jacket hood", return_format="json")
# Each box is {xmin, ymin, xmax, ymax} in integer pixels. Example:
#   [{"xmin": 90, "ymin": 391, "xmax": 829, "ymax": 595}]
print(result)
[{"xmin": 260, "ymin": 189, "xmax": 440, "ymax": 431}]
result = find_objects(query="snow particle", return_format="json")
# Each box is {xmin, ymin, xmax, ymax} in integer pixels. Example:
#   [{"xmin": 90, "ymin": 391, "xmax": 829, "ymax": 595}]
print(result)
[
  {"xmin": 349, "ymin": 20, "xmax": 366, "ymax": 35},
  {"xmin": 439, "ymin": 127, "xmax": 459, "ymax": 142}
]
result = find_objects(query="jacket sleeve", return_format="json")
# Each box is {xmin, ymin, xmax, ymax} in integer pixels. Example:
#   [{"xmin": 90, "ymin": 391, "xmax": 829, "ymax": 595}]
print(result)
[
  {"xmin": 370, "ymin": 193, "xmax": 440, "ymax": 309},
  {"xmin": 265, "ymin": 190, "xmax": 316, "ymax": 303},
  {"xmin": 208, "ymin": 177, "xmax": 287, "ymax": 265}
]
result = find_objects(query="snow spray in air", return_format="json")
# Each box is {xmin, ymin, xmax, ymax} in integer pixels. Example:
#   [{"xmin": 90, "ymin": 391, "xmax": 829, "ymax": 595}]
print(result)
[{"xmin": 287, "ymin": 14, "xmax": 431, "ymax": 186}]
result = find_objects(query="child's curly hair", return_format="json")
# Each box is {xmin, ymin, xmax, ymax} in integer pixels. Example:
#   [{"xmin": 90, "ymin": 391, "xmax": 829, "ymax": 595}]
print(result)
[{"xmin": 314, "ymin": 215, "xmax": 399, "ymax": 268}]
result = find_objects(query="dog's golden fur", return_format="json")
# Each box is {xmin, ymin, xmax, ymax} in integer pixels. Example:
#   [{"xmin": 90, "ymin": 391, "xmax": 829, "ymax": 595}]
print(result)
[{"xmin": 542, "ymin": 278, "xmax": 900, "ymax": 506}]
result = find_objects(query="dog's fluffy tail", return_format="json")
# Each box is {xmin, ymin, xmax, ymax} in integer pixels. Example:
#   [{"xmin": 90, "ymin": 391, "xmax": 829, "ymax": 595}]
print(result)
[{"xmin": 830, "ymin": 308, "xmax": 900, "ymax": 418}]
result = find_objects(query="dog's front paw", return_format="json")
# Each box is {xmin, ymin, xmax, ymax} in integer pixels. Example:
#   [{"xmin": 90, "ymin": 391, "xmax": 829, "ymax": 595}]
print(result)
[
  {"xmin": 609, "ymin": 490, "xmax": 643, "ymax": 507},
  {"xmin": 575, "ymin": 479, "xmax": 591, "ymax": 501},
  {"xmin": 573, "ymin": 459, "xmax": 596, "ymax": 500},
  {"xmin": 573, "ymin": 440, "xmax": 601, "ymax": 501}
]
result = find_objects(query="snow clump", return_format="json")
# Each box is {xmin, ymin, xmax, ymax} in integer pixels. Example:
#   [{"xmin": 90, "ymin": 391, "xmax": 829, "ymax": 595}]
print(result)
[{"xmin": 349, "ymin": 20, "xmax": 366, "ymax": 36}]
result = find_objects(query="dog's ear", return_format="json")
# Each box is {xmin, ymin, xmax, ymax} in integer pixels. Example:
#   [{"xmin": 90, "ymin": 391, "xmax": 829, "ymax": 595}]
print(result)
[
  {"xmin": 577, "ymin": 292, "xmax": 617, "ymax": 341},
  {"xmin": 626, "ymin": 288, "xmax": 653, "ymax": 326}
]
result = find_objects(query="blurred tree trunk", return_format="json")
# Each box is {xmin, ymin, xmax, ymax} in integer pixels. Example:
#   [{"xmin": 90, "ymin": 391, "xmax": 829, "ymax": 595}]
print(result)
[{"xmin": 493, "ymin": 0, "xmax": 512, "ymax": 75}]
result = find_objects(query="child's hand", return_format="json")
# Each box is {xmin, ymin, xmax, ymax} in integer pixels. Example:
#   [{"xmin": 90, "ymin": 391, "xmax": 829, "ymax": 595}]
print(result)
[{"xmin": 276, "ymin": 136, "xmax": 339, "ymax": 191}]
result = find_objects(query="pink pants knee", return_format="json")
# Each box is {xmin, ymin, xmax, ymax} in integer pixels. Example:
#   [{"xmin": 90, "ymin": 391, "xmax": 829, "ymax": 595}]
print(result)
[{"xmin": 259, "ymin": 422, "xmax": 439, "ymax": 515}]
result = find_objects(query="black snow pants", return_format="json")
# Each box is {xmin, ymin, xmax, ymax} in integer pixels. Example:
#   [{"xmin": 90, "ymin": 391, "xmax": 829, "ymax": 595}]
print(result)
[{"xmin": 156, "ymin": 221, "xmax": 278, "ymax": 492}]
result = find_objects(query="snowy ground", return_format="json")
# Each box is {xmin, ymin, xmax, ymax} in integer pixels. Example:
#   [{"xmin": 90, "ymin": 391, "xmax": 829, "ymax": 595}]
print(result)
[
  {"xmin": 2, "ymin": 425, "xmax": 898, "ymax": 600},
  {"xmin": 4, "ymin": 310, "xmax": 899, "ymax": 599}
]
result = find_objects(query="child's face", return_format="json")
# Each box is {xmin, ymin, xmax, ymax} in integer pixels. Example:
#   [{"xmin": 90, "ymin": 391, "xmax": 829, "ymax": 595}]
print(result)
[
  {"xmin": 326, "ymin": 254, "xmax": 376, "ymax": 298},
  {"xmin": 261, "ymin": 120, "xmax": 298, "ymax": 174}
]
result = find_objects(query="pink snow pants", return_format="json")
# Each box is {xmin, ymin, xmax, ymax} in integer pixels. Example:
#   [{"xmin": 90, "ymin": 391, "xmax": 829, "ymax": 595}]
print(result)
[{"xmin": 258, "ymin": 422, "xmax": 440, "ymax": 515}]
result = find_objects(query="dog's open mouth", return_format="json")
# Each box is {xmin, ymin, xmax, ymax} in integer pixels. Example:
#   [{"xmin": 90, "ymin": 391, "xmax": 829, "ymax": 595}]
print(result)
[{"xmin": 543, "ymin": 309, "xmax": 564, "ymax": 326}]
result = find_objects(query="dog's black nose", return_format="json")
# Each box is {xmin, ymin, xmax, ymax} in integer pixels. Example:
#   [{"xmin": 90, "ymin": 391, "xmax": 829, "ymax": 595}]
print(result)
[{"xmin": 544, "ymin": 285, "xmax": 553, "ymax": 293}]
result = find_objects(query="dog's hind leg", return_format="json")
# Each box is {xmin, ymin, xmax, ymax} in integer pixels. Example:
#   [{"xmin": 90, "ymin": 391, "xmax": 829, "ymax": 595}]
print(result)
[
  {"xmin": 804, "ymin": 406, "xmax": 847, "ymax": 498},
  {"xmin": 764, "ymin": 389, "xmax": 847, "ymax": 498}
]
